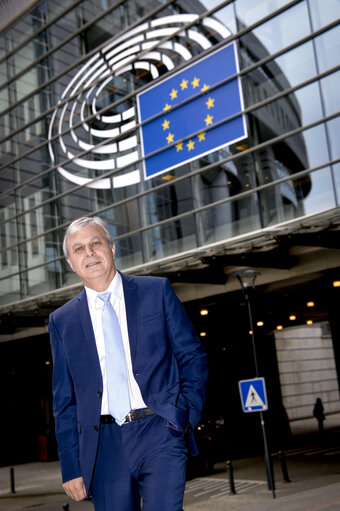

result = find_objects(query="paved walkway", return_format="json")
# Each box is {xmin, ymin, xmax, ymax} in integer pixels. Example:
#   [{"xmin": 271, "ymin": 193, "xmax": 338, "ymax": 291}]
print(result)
[{"xmin": 1, "ymin": 414, "xmax": 340, "ymax": 511}]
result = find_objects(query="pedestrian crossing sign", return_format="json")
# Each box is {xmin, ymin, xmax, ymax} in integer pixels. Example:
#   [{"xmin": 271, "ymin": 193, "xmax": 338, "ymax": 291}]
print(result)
[{"xmin": 239, "ymin": 377, "xmax": 268, "ymax": 412}]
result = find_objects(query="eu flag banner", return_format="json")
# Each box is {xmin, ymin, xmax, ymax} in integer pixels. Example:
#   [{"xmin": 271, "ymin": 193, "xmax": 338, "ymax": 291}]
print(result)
[{"xmin": 137, "ymin": 43, "xmax": 247, "ymax": 179}]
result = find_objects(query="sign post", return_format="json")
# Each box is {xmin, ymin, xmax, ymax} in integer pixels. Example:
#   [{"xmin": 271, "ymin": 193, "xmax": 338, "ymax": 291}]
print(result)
[{"xmin": 239, "ymin": 377, "xmax": 275, "ymax": 498}]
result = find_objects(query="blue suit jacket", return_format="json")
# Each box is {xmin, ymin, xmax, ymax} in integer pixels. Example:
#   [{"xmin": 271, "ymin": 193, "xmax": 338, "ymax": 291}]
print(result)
[{"xmin": 49, "ymin": 273, "xmax": 209, "ymax": 493}]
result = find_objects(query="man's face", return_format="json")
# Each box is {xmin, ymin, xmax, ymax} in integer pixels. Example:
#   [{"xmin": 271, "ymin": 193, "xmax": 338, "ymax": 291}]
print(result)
[{"xmin": 66, "ymin": 224, "xmax": 116, "ymax": 291}]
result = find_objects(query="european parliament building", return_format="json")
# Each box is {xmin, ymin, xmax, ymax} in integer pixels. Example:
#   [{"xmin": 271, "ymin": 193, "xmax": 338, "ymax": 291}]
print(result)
[{"xmin": 1, "ymin": 0, "xmax": 339, "ymax": 464}]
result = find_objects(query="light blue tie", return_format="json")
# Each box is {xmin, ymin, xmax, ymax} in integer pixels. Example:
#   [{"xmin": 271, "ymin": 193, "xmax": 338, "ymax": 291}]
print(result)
[{"xmin": 98, "ymin": 291, "xmax": 130, "ymax": 425}]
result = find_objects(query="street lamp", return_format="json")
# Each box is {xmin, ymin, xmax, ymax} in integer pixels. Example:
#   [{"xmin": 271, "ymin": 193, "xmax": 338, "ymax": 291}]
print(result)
[
  {"xmin": 235, "ymin": 269, "xmax": 260, "ymax": 377},
  {"xmin": 235, "ymin": 268, "xmax": 259, "ymax": 292},
  {"xmin": 235, "ymin": 268, "xmax": 275, "ymax": 497}
]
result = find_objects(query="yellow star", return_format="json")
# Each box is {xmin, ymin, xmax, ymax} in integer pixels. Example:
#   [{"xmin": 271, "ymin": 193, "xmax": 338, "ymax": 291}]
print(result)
[
  {"xmin": 191, "ymin": 77, "xmax": 200, "ymax": 88},
  {"xmin": 198, "ymin": 132, "xmax": 206, "ymax": 142},
  {"xmin": 162, "ymin": 119, "xmax": 170, "ymax": 130},
  {"xmin": 166, "ymin": 132, "xmax": 175, "ymax": 144},
  {"xmin": 204, "ymin": 114, "xmax": 213, "ymax": 126},
  {"xmin": 170, "ymin": 88, "xmax": 178, "ymax": 100},
  {"xmin": 176, "ymin": 142, "xmax": 183, "ymax": 151},
  {"xmin": 201, "ymin": 84, "xmax": 209, "ymax": 92},
  {"xmin": 163, "ymin": 104, "xmax": 171, "ymax": 112},
  {"xmin": 180, "ymin": 79, "xmax": 188, "ymax": 90},
  {"xmin": 206, "ymin": 97, "xmax": 215, "ymax": 109},
  {"xmin": 187, "ymin": 139, "xmax": 195, "ymax": 151}
]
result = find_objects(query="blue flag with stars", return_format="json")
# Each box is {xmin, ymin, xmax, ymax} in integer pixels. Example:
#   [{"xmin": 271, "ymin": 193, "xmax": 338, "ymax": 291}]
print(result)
[{"xmin": 137, "ymin": 43, "xmax": 247, "ymax": 179}]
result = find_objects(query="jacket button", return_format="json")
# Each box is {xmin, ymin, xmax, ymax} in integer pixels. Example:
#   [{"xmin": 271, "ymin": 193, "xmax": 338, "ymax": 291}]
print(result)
[
  {"xmin": 94, "ymin": 425, "xmax": 99, "ymax": 431},
  {"xmin": 97, "ymin": 391, "xmax": 102, "ymax": 397}
]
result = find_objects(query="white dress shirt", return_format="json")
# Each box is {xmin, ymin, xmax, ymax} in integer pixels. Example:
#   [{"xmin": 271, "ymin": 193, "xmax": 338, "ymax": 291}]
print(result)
[{"xmin": 85, "ymin": 272, "xmax": 146, "ymax": 415}]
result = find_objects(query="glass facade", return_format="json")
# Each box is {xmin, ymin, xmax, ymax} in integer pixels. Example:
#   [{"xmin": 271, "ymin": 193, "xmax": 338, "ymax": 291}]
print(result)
[{"xmin": 0, "ymin": 0, "xmax": 339, "ymax": 306}]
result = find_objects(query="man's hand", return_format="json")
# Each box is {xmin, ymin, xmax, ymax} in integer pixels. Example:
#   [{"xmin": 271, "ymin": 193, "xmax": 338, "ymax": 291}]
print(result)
[{"xmin": 63, "ymin": 477, "xmax": 86, "ymax": 501}]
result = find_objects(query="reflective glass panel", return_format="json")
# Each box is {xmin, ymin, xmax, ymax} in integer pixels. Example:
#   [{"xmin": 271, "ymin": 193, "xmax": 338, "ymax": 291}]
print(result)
[
  {"xmin": 26, "ymin": 260, "xmax": 64, "ymax": 298},
  {"xmin": 146, "ymin": 214, "xmax": 197, "ymax": 260},
  {"xmin": 320, "ymin": 71, "xmax": 340, "ymax": 116},
  {"xmin": 244, "ymin": 41, "xmax": 317, "ymax": 108},
  {"xmin": 309, "ymin": 0, "xmax": 340, "ymax": 31},
  {"xmin": 9, "ymin": 228, "xmax": 63, "ymax": 270},
  {"xmin": 294, "ymin": 166, "xmax": 336, "ymax": 216},
  {"xmin": 0, "ymin": 273, "xmax": 21, "ymax": 305},
  {"xmin": 201, "ymin": 192, "xmax": 261, "ymax": 245},
  {"xmin": 99, "ymin": 199, "xmax": 142, "ymax": 238},
  {"xmin": 249, "ymin": 82, "xmax": 323, "ymax": 148},
  {"xmin": 299, "ymin": 123, "xmax": 329, "ymax": 168},
  {"xmin": 144, "ymin": 177, "xmax": 195, "ymax": 227},
  {"xmin": 235, "ymin": 0, "xmax": 291, "ymax": 27},
  {"xmin": 239, "ymin": 1, "xmax": 310, "ymax": 69},
  {"xmin": 199, "ymin": 153, "xmax": 257, "ymax": 208},
  {"xmin": 314, "ymin": 26, "xmax": 340, "ymax": 74},
  {"xmin": 260, "ymin": 166, "xmax": 336, "ymax": 226},
  {"xmin": 254, "ymin": 122, "xmax": 330, "ymax": 209},
  {"xmin": 205, "ymin": 1, "xmax": 237, "ymax": 35},
  {"xmin": 115, "ymin": 233, "xmax": 143, "ymax": 269}
]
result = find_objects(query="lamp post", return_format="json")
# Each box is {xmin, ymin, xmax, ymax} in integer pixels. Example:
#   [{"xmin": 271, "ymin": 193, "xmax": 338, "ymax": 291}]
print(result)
[
  {"xmin": 235, "ymin": 269, "xmax": 260, "ymax": 377},
  {"xmin": 235, "ymin": 269, "xmax": 275, "ymax": 498}
]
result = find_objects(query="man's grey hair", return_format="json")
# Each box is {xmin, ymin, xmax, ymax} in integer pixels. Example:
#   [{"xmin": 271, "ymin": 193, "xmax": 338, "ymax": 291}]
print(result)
[{"xmin": 63, "ymin": 216, "xmax": 114, "ymax": 259}]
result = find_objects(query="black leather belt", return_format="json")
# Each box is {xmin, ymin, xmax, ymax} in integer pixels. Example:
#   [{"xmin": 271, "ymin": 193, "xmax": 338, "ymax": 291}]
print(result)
[{"xmin": 100, "ymin": 407, "xmax": 155, "ymax": 424}]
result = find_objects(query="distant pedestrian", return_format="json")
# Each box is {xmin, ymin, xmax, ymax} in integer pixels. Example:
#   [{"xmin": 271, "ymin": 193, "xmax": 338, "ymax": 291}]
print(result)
[{"xmin": 313, "ymin": 398, "xmax": 325, "ymax": 434}]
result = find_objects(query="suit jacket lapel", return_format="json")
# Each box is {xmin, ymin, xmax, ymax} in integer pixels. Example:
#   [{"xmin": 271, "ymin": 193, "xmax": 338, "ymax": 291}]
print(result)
[
  {"xmin": 76, "ymin": 288, "xmax": 103, "ymax": 384},
  {"xmin": 120, "ymin": 272, "xmax": 138, "ymax": 364}
]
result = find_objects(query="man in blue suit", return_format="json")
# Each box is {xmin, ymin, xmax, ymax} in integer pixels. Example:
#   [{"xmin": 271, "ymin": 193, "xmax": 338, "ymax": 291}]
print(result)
[{"xmin": 49, "ymin": 216, "xmax": 209, "ymax": 511}]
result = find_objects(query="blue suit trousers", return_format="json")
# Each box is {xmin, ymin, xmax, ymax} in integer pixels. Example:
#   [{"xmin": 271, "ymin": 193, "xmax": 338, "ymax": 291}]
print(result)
[{"xmin": 90, "ymin": 414, "xmax": 188, "ymax": 511}]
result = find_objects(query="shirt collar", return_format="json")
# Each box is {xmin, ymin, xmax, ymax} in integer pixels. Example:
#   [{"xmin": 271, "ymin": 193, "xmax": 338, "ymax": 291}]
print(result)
[{"xmin": 85, "ymin": 271, "xmax": 122, "ymax": 310}]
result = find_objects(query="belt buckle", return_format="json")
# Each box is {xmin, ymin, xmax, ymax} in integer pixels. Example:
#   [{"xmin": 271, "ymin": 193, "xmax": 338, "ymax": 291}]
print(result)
[
  {"xmin": 125, "ymin": 411, "xmax": 133, "ymax": 423},
  {"xmin": 125, "ymin": 409, "xmax": 144, "ymax": 423}
]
